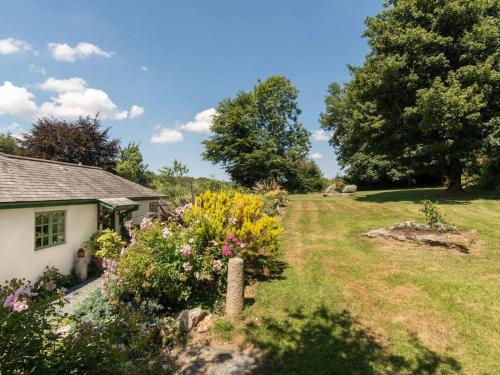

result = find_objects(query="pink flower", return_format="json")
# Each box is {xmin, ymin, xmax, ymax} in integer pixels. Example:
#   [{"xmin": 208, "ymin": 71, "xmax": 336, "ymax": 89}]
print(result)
[
  {"xmin": 213, "ymin": 259, "xmax": 223, "ymax": 271},
  {"xmin": 162, "ymin": 227, "xmax": 171, "ymax": 238},
  {"xmin": 227, "ymin": 233, "xmax": 236, "ymax": 241},
  {"xmin": 103, "ymin": 258, "xmax": 118, "ymax": 273},
  {"xmin": 12, "ymin": 300, "xmax": 28, "ymax": 313},
  {"xmin": 239, "ymin": 243, "xmax": 246, "ymax": 249},
  {"xmin": 181, "ymin": 244, "xmax": 192, "ymax": 257},
  {"xmin": 182, "ymin": 262, "xmax": 192, "ymax": 272},
  {"xmin": 140, "ymin": 217, "xmax": 153, "ymax": 231},
  {"xmin": 222, "ymin": 245, "xmax": 233, "ymax": 257}
]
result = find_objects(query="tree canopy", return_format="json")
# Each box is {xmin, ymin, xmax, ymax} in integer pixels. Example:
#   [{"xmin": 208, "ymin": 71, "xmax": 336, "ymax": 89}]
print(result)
[
  {"xmin": 321, "ymin": 0, "xmax": 499, "ymax": 191},
  {"xmin": 115, "ymin": 142, "xmax": 153, "ymax": 186},
  {"xmin": 0, "ymin": 133, "xmax": 21, "ymax": 155},
  {"xmin": 21, "ymin": 116, "xmax": 120, "ymax": 171},
  {"xmin": 203, "ymin": 76, "xmax": 318, "ymax": 192}
]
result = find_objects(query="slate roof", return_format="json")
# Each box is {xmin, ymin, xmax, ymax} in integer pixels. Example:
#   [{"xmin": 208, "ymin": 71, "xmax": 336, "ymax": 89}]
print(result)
[{"xmin": 0, "ymin": 152, "xmax": 162, "ymax": 204}]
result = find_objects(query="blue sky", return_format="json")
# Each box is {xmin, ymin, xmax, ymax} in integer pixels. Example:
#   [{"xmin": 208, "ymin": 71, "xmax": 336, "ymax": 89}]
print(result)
[{"xmin": 0, "ymin": 0, "xmax": 382, "ymax": 179}]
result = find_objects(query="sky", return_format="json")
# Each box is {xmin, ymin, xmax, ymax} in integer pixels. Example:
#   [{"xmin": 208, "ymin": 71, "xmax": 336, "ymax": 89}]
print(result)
[{"xmin": 0, "ymin": 0, "xmax": 382, "ymax": 179}]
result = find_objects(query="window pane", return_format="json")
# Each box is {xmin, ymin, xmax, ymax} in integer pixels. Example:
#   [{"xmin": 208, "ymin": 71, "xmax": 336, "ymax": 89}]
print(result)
[{"xmin": 35, "ymin": 211, "xmax": 65, "ymax": 249}]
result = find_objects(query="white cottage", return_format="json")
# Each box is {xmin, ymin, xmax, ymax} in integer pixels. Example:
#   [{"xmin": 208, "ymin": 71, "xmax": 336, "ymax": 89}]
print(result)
[{"xmin": 0, "ymin": 152, "xmax": 163, "ymax": 282}]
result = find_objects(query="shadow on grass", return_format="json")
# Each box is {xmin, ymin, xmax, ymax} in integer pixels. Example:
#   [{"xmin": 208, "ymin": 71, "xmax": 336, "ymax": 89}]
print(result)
[
  {"xmin": 246, "ymin": 306, "xmax": 461, "ymax": 375},
  {"xmin": 246, "ymin": 254, "xmax": 288, "ymax": 284},
  {"xmin": 356, "ymin": 188, "xmax": 499, "ymax": 204}
]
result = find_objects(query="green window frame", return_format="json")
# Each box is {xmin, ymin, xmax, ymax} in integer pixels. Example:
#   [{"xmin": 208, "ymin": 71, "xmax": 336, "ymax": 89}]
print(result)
[{"xmin": 35, "ymin": 211, "xmax": 66, "ymax": 250}]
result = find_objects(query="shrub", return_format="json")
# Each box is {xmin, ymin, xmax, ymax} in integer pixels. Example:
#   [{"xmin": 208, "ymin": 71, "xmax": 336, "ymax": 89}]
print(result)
[
  {"xmin": 0, "ymin": 277, "xmax": 178, "ymax": 373},
  {"xmin": 117, "ymin": 219, "xmax": 231, "ymax": 308},
  {"xmin": 184, "ymin": 190, "xmax": 283, "ymax": 258},
  {"xmin": 342, "ymin": 184, "xmax": 357, "ymax": 193},
  {"xmin": 35, "ymin": 266, "xmax": 79, "ymax": 291},
  {"xmin": 96, "ymin": 229, "xmax": 125, "ymax": 259},
  {"xmin": 253, "ymin": 179, "xmax": 283, "ymax": 194},
  {"xmin": 83, "ymin": 230, "xmax": 101, "ymax": 256},
  {"xmin": 419, "ymin": 200, "xmax": 456, "ymax": 231},
  {"xmin": 0, "ymin": 279, "xmax": 66, "ymax": 373},
  {"xmin": 262, "ymin": 189, "xmax": 289, "ymax": 215}
]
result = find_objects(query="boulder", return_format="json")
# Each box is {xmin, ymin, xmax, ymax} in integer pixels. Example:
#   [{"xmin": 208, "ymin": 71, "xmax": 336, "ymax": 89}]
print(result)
[
  {"xmin": 177, "ymin": 308, "xmax": 207, "ymax": 332},
  {"xmin": 362, "ymin": 227, "xmax": 479, "ymax": 254},
  {"xmin": 196, "ymin": 314, "xmax": 214, "ymax": 333}
]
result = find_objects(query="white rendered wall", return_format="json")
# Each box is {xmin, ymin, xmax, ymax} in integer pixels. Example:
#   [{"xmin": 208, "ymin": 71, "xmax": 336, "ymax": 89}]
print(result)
[
  {"xmin": 0, "ymin": 204, "xmax": 97, "ymax": 282},
  {"xmin": 131, "ymin": 199, "xmax": 158, "ymax": 224}
]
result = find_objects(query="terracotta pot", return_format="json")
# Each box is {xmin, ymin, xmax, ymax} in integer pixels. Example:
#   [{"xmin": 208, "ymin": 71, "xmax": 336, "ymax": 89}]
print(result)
[{"xmin": 77, "ymin": 248, "xmax": 86, "ymax": 258}]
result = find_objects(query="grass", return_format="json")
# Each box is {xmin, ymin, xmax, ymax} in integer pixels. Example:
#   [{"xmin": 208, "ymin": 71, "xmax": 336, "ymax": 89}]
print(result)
[
  {"xmin": 212, "ymin": 317, "xmax": 234, "ymax": 341},
  {"xmin": 244, "ymin": 188, "xmax": 500, "ymax": 374}
]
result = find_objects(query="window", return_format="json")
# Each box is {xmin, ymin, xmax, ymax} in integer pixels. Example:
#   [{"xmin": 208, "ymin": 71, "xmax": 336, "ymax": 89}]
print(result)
[
  {"xmin": 35, "ymin": 211, "xmax": 65, "ymax": 250},
  {"xmin": 149, "ymin": 201, "xmax": 159, "ymax": 213}
]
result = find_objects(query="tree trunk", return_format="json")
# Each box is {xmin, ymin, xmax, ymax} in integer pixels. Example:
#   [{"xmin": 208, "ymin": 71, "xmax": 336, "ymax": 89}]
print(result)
[{"xmin": 445, "ymin": 158, "xmax": 463, "ymax": 192}]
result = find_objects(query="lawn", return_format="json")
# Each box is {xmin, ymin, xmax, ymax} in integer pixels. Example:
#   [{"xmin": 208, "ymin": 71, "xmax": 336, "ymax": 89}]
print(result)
[{"xmin": 244, "ymin": 188, "xmax": 500, "ymax": 374}]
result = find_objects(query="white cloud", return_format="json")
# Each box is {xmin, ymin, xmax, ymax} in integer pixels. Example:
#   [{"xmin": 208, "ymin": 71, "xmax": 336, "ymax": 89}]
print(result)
[
  {"xmin": 0, "ymin": 38, "xmax": 31, "ymax": 55},
  {"xmin": 141, "ymin": 66, "xmax": 149, "ymax": 71},
  {"xmin": 130, "ymin": 105, "xmax": 144, "ymax": 119},
  {"xmin": 150, "ymin": 128, "xmax": 184, "ymax": 143},
  {"xmin": 38, "ymin": 77, "xmax": 128, "ymax": 120},
  {"xmin": 311, "ymin": 152, "xmax": 323, "ymax": 160},
  {"xmin": 40, "ymin": 77, "xmax": 87, "ymax": 93},
  {"xmin": 1, "ymin": 122, "xmax": 20, "ymax": 132},
  {"xmin": 0, "ymin": 122, "xmax": 26, "ymax": 139},
  {"xmin": 48, "ymin": 42, "xmax": 113, "ymax": 62},
  {"xmin": 312, "ymin": 129, "xmax": 332, "ymax": 142},
  {"xmin": 0, "ymin": 81, "xmax": 38, "ymax": 117},
  {"xmin": 179, "ymin": 108, "xmax": 216, "ymax": 133},
  {"xmin": 28, "ymin": 64, "xmax": 47, "ymax": 75}
]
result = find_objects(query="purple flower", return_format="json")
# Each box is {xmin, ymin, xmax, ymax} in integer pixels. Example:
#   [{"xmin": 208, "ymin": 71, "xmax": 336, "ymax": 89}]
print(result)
[
  {"xmin": 3, "ymin": 294, "xmax": 15, "ymax": 308},
  {"xmin": 181, "ymin": 244, "xmax": 192, "ymax": 257},
  {"xmin": 222, "ymin": 245, "xmax": 233, "ymax": 257},
  {"xmin": 182, "ymin": 262, "xmax": 192, "ymax": 272},
  {"xmin": 213, "ymin": 259, "xmax": 223, "ymax": 271}
]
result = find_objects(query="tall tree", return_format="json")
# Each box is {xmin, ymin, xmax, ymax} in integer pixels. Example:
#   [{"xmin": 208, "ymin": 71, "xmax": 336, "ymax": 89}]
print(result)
[
  {"xmin": 203, "ymin": 76, "xmax": 312, "ymax": 191},
  {"xmin": 116, "ymin": 142, "xmax": 152, "ymax": 186},
  {"xmin": 0, "ymin": 133, "xmax": 21, "ymax": 155},
  {"xmin": 321, "ymin": 0, "xmax": 499, "ymax": 191},
  {"xmin": 22, "ymin": 116, "xmax": 120, "ymax": 170}
]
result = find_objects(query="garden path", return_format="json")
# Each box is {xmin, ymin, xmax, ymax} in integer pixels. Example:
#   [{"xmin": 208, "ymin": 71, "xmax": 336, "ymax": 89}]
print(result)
[{"xmin": 61, "ymin": 277, "xmax": 102, "ymax": 315}]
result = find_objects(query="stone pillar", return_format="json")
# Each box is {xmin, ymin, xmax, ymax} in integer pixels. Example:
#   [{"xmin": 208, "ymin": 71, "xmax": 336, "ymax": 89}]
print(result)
[
  {"xmin": 226, "ymin": 257, "xmax": 244, "ymax": 318},
  {"xmin": 75, "ymin": 258, "xmax": 88, "ymax": 282}
]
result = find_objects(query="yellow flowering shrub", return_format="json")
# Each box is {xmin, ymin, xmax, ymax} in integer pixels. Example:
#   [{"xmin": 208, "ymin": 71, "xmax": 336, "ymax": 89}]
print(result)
[{"xmin": 184, "ymin": 190, "xmax": 283, "ymax": 257}]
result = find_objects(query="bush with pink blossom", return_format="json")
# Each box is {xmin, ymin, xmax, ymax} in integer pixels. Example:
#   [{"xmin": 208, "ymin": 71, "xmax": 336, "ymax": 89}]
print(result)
[
  {"xmin": 115, "ymin": 219, "xmax": 239, "ymax": 309},
  {"xmin": 0, "ymin": 278, "xmax": 66, "ymax": 373}
]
